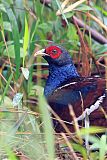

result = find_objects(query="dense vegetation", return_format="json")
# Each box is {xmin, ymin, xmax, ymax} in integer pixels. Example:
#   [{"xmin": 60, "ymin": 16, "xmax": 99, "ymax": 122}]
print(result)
[{"xmin": 0, "ymin": 0, "xmax": 107, "ymax": 159}]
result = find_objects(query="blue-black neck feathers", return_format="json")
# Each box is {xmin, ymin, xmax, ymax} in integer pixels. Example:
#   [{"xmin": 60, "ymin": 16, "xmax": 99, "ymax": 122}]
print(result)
[
  {"xmin": 44, "ymin": 63, "xmax": 79, "ymax": 97},
  {"xmin": 42, "ymin": 44, "xmax": 80, "ymax": 97}
]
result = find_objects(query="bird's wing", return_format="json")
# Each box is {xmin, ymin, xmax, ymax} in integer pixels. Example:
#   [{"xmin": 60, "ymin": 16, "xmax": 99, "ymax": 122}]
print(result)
[{"xmin": 48, "ymin": 77, "xmax": 107, "ymax": 119}]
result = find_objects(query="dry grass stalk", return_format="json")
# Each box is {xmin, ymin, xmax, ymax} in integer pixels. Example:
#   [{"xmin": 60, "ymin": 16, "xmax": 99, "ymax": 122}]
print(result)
[
  {"xmin": 49, "ymin": 106, "xmax": 80, "ymax": 143},
  {"xmin": 49, "ymin": 106, "xmax": 72, "ymax": 135},
  {"xmin": 61, "ymin": 132, "xmax": 79, "ymax": 160},
  {"xmin": 88, "ymin": 13, "xmax": 107, "ymax": 33},
  {"xmin": 0, "ymin": 72, "xmax": 15, "ymax": 93},
  {"xmin": 69, "ymin": 105, "xmax": 83, "ymax": 144},
  {"xmin": 60, "ymin": 0, "xmax": 70, "ymax": 10},
  {"xmin": 56, "ymin": 0, "xmax": 86, "ymax": 16}
]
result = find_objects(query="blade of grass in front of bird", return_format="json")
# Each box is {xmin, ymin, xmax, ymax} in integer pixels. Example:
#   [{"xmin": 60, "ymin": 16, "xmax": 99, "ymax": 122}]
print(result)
[
  {"xmin": 28, "ymin": 114, "xmax": 41, "ymax": 133},
  {"xmin": 38, "ymin": 94, "xmax": 55, "ymax": 160}
]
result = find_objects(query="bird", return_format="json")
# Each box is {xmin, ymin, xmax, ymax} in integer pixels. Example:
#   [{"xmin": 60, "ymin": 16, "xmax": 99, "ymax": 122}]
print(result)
[{"xmin": 34, "ymin": 44, "xmax": 107, "ymax": 132}]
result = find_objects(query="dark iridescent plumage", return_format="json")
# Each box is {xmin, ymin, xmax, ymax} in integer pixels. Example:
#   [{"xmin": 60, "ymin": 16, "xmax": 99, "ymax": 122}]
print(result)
[{"xmin": 36, "ymin": 44, "xmax": 107, "ymax": 132}]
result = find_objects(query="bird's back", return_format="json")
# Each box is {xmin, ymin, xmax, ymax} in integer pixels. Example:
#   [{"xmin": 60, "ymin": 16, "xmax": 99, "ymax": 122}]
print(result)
[{"xmin": 47, "ymin": 77, "xmax": 107, "ymax": 132}]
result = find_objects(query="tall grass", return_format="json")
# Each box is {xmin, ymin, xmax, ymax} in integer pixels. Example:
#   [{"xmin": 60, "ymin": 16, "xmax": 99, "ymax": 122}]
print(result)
[{"xmin": 0, "ymin": 0, "xmax": 107, "ymax": 159}]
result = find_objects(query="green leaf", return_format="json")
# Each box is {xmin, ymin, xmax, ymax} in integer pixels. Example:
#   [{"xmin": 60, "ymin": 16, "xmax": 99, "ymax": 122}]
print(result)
[
  {"xmin": 3, "ymin": 21, "xmax": 12, "ymax": 32},
  {"xmin": 6, "ymin": 148, "xmax": 17, "ymax": 160},
  {"xmin": 3, "ymin": 44, "xmax": 24, "ymax": 58},
  {"xmin": 72, "ymin": 143, "xmax": 87, "ymax": 160},
  {"xmin": 5, "ymin": 3, "xmax": 20, "ymax": 79},
  {"xmin": 95, "ymin": 5, "xmax": 107, "ymax": 16},
  {"xmin": 21, "ymin": 67, "xmax": 29, "ymax": 80},
  {"xmin": 75, "ymin": 4, "xmax": 93, "ymax": 11},
  {"xmin": 67, "ymin": 24, "xmax": 79, "ymax": 42},
  {"xmin": 97, "ymin": 44, "xmax": 107, "ymax": 54},
  {"xmin": 0, "ymin": 12, "xmax": 4, "ymax": 31},
  {"xmin": 0, "ymin": 3, "xmax": 6, "ymax": 12},
  {"xmin": 99, "ymin": 135, "xmax": 107, "ymax": 160},
  {"xmin": 15, "ymin": 0, "xmax": 25, "ymax": 27},
  {"xmin": 5, "ymin": 0, "xmax": 14, "ymax": 4},
  {"xmin": 0, "ymin": 73, "xmax": 13, "ymax": 105},
  {"xmin": 23, "ymin": 16, "xmax": 29, "ymax": 66},
  {"xmin": 39, "ymin": 22, "xmax": 53, "ymax": 33},
  {"xmin": 0, "ymin": 96, "xmax": 12, "ymax": 108},
  {"xmin": 79, "ymin": 126, "xmax": 106, "ymax": 135},
  {"xmin": 65, "ymin": 12, "xmax": 74, "ymax": 19}
]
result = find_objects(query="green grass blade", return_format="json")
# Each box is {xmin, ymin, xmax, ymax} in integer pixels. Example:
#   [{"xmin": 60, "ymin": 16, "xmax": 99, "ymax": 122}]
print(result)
[
  {"xmin": 23, "ymin": 16, "xmax": 29, "ymax": 67},
  {"xmin": 99, "ymin": 135, "xmax": 107, "ymax": 160},
  {"xmin": 0, "ymin": 73, "xmax": 13, "ymax": 105},
  {"xmin": 6, "ymin": 148, "xmax": 17, "ymax": 160},
  {"xmin": 8, "ymin": 111, "xmax": 28, "ymax": 136},
  {"xmin": 5, "ymin": 3, "xmax": 20, "ymax": 79},
  {"xmin": 38, "ymin": 94, "xmax": 55, "ymax": 160}
]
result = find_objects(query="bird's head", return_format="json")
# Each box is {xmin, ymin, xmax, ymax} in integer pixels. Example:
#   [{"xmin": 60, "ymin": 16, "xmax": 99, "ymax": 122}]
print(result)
[{"xmin": 34, "ymin": 44, "xmax": 72, "ymax": 66}]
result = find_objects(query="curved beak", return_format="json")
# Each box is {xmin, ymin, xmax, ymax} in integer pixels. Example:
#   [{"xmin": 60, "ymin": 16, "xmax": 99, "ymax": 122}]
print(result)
[{"xmin": 34, "ymin": 49, "xmax": 49, "ymax": 57}]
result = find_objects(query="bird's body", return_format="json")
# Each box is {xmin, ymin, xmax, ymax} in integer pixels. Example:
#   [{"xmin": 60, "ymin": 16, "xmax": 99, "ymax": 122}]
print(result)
[
  {"xmin": 35, "ymin": 44, "xmax": 107, "ymax": 132},
  {"xmin": 47, "ymin": 77, "xmax": 106, "ymax": 132}
]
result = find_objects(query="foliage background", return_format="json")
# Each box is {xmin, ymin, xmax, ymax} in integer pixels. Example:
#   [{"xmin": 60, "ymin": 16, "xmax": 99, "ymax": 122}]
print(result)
[{"xmin": 0, "ymin": 0, "xmax": 107, "ymax": 159}]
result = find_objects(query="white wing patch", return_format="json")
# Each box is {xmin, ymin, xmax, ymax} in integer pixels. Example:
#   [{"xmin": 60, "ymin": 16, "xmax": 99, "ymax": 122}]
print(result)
[
  {"xmin": 76, "ymin": 93, "xmax": 106, "ymax": 121},
  {"xmin": 55, "ymin": 77, "xmax": 98, "ymax": 92},
  {"xmin": 55, "ymin": 82, "xmax": 77, "ymax": 92}
]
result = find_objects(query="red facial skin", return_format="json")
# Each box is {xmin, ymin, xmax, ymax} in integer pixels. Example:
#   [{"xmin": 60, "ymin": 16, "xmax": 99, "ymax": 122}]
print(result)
[{"xmin": 45, "ymin": 46, "xmax": 62, "ymax": 59}]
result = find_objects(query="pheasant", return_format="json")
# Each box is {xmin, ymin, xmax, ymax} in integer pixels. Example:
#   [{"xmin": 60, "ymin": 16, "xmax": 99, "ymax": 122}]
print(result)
[{"xmin": 34, "ymin": 44, "xmax": 107, "ymax": 132}]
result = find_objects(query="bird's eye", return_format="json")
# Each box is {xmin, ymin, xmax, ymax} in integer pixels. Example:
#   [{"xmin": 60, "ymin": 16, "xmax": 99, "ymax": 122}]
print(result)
[
  {"xmin": 52, "ymin": 50, "xmax": 57, "ymax": 54},
  {"xmin": 45, "ymin": 46, "xmax": 61, "ymax": 59}
]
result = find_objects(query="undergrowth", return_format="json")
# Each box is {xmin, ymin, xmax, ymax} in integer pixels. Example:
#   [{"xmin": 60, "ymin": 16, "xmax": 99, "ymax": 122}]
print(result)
[{"xmin": 0, "ymin": 0, "xmax": 107, "ymax": 159}]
